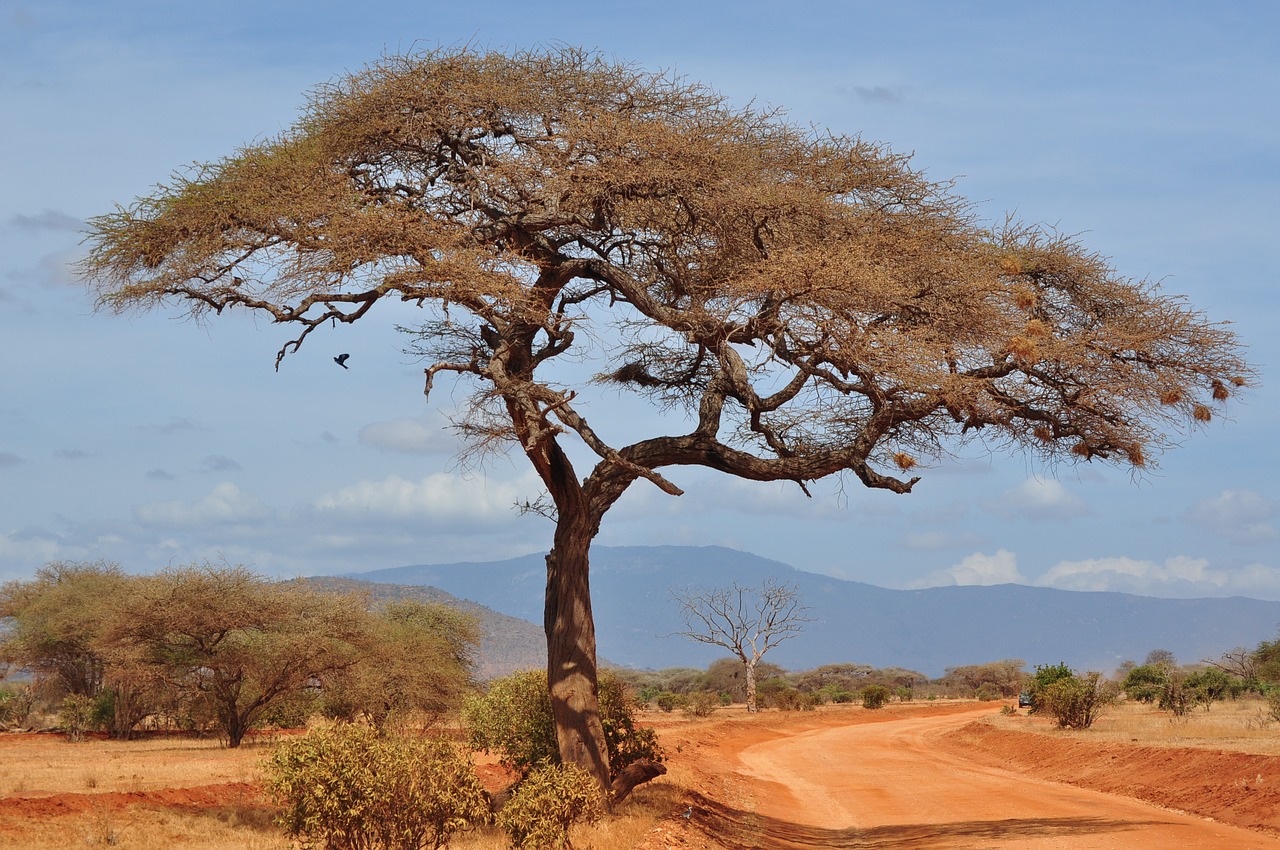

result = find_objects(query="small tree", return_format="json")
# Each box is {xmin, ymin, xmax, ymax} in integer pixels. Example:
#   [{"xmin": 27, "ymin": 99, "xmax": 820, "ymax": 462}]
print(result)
[
  {"xmin": 1039, "ymin": 671, "xmax": 1117, "ymax": 728},
  {"xmin": 672, "ymin": 580, "xmax": 810, "ymax": 712},
  {"xmin": 321, "ymin": 600, "xmax": 479, "ymax": 731},
  {"xmin": 1121, "ymin": 664, "xmax": 1169, "ymax": 703}
]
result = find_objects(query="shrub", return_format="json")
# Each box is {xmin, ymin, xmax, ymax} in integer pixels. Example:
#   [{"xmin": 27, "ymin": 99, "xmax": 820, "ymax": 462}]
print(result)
[
  {"xmin": 1185, "ymin": 668, "xmax": 1233, "ymax": 706},
  {"xmin": 683, "ymin": 691, "xmax": 720, "ymax": 717},
  {"xmin": 1038, "ymin": 672, "xmax": 1116, "ymax": 728},
  {"xmin": 497, "ymin": 763, "xmax": 603, "ymax": 850},
  {"xmin": 1121, "ymin": 664, "xmax": 1168, "ymax": 703},
  {"xmin": 1266, "ymin": 690, "xmax": 1280, "ymax": 724},
  {"xmin": 263, "ymin": 724, "xmax": 490, "ymax": 850},
  {"xmin": 861, "ymin": 685, "xmax": 890, "ymax": 709},
  {"xmin": 768, "ymin": 688, "xmax": 810, "ymax": 711},
  {"xmin": 464, "ymin": 669, "xmax": 663, "ymax": 778},
  {"xmin": 975, "ymin": 683, "xmax": 1001, "ymax": 702},
  {"xmin": 654, "ymin": 691, "xmax": 681, "ymax": 712},
  {"xmin": 1026, "ymin": 662, "xmax": 1076, "ymax": 713},
  {"xmin": 0, "ymin": 684, "xmax": 34, "ymax": 727},
  {"xmin": 59, "ymin": 694, "xmax": 96, "ymax": 742},
  {"xmin": 1159, "ymin": 673, "xmax": 1199, "ymax": 716}
]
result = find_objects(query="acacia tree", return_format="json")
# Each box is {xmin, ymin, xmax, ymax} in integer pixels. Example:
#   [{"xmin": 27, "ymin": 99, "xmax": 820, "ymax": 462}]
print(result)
[
  {"xmin": 80, "ymin": 47, "xmax": 1251, "ymax": 788},
  {"xmin": 112, "ymin": 565, "xmax": 367, "ymax": 747},
  {"xmin": 672, "ymin": 580, "xmax": 810, "ymax": 712}
]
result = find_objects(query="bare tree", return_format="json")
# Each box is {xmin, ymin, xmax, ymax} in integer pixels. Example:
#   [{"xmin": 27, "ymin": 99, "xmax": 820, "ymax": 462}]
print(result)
[
  {"xmin": 1204, "ymin": 646, "xmax": 1259, "ymax": 682},
  {"xmin": 672, "ymin": 580, "xmax": 810, "ymax": 712},
  {"xmin": 79, "ymin": 47, "xmax": 1252, "ymax": 789}
]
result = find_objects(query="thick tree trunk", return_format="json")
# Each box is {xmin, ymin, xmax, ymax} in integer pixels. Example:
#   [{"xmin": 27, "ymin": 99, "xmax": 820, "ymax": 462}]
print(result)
[{"xmin": 545, "ymin": 521, "xmax": 612, "ymax": 793}]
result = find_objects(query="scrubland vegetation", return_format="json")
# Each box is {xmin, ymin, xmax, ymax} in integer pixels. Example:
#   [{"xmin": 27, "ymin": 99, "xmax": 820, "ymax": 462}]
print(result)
[{"xmin": 8, "ymin": 561, "xmax": 1280, "ymax": 848}]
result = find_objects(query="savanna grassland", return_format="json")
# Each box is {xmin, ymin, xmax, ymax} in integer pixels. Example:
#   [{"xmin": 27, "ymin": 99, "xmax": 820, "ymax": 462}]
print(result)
[{"xmin": 6, "ymin": 697, "xmax": 1280, "ymax": 849}]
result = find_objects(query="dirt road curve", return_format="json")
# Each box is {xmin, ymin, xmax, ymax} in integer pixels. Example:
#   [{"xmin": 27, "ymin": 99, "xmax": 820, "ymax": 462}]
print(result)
[{"xmin": 690, "ymin": 706, "xmax": 1280, "ymax": 850}]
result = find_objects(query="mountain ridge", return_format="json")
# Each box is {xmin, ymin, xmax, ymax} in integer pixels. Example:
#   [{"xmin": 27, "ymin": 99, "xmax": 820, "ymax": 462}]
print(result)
[{"xmin": 344, "ymin": 545, "xmax": 1280, "ymax": 677}]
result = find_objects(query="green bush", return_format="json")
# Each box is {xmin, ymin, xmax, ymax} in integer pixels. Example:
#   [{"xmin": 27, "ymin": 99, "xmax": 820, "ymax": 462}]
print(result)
[
  {"xmin": 1121, "ymin": 664, "xmax": 1168, "ymax": 703},
  {"xmin": 1026, "ymin": 662, "xmax": 1076, "ymax": 713},
  {"xmin": 975, "ymin": 683, "xmax": 1001, "ymax": 702},
  {"xmin": 1185, "ymin": 668, "xmax": 1233, "ymax": 706},
  {"xmin": 497, "ymin": 763, "xmax": 603, "ymax": 850},
  {"xmin": 654, "ymin": 691, "xmax": 681, "ymax": 712},
  {"xmin": 263, "ymin": 724, "xmax": 490, "ymax": 850},
  {"xmin": 464, "ymin": 669, "xmax": 663, "ymax": 777},
  {"xmin": 1158, "ymin": 673, "xmax": 1199, "ymax": 716},
  {"xmin": 1038, "ymin": 671, "xmax": 1116, "ymax": 728},
  {"xmin": 861, "ymin": 685, "xmax": 890, "ymax": 709}
]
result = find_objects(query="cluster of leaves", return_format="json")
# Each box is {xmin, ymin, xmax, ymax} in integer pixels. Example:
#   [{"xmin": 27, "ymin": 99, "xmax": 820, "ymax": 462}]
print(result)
[
  {"xmin": 463, "ymin": 669, "xmax": 663, "ymax": 779},
  {"xmin": 496, "ymin": 763, "xmax": 603, "ymax": 850},
  {"xmin": 0, "ymin": 562, "xmax": 477, "ymax": 746},
  {"xmin": 264, "ymin": 724, "xmax": 490, "ymax": 850}
]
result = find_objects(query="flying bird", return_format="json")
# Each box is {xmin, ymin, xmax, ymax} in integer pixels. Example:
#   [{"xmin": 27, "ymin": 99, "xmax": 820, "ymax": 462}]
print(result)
[{"xmin": 334, "ymin": 353, "xmax": 350, "ymax": 369}]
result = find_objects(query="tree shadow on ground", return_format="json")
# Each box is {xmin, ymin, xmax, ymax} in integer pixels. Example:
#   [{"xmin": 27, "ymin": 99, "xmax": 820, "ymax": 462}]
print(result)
[{"xmin": 681, "ymin": 790, "xmax": 1167, "ymax": 849}]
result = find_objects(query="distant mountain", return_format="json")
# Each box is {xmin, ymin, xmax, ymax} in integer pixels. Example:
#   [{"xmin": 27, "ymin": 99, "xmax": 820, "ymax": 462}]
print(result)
[{"xmin": 345, "ymin": 545, "xmax": 1280, "ymax": 677}]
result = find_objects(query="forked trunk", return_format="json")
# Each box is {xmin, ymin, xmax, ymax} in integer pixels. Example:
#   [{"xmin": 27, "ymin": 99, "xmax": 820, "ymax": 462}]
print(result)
[{"xmin": 545, "ymin": 521, "xmax": 612, "ymax": 792}]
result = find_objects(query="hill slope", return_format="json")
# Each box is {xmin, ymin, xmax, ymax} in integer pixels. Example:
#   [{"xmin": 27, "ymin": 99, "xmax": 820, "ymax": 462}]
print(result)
[{"xmin": 347, "ymin": 545, "xmax": 1280, "ymax": 676}]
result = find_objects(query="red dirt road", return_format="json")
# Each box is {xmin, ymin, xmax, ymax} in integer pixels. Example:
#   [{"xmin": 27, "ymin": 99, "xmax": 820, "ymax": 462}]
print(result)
[{"xmin": 653, "ymin": 705, "xmax": 1280, "ymax": 849}]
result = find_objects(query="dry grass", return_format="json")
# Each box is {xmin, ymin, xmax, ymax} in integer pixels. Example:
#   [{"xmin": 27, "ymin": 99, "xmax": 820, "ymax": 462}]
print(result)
[
  {"xmin": 989, "ymin": 695, "xmax": 1280, "ymax": 755},
  {"xmin": 0, "ymin": 806, "xmax": 289, "ymax": 850},
  {"xmin": 0, "ymin": 733, "xmax": 277, "ymax": 798},
  {"xmin": 0, "ymin": 729, "xmax": 681, "ymax": 849}
]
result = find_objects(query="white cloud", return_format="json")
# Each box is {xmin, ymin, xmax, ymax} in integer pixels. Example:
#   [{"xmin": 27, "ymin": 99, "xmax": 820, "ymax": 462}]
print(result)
[
  {"xmin": 134, "ymin": 481, "xmax": 270, "ymax": 527},
  {"xmin": 358, "ymin": 417, "xmax": 455, "ymax": 455},
  {"xmin": 1037, "ymin": 556, "xmax": 1212, "ymax": 593},
  {"xmin": 908, "ymin": 549, "xmax": 1026, "ymax": 588},
  {"xmin": 988, "ymin": 478, "xmax": 1091, "ymax": 520},
  {"xmin": 1032, "ymin": 555, "xmax": 1280, "ymax": 598},
  {"xmin": 1189, "ymin": 490, "xmax": 1278, "ymax": 544},
  {"xmin": 312, "ymin": 472, "xmax": 530, "ymax": 523}
]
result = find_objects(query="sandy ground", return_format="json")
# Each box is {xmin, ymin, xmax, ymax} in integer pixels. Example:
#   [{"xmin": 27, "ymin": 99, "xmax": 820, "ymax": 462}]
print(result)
[{"xmin": 638, "ymin": 702, "xmax": 1280, "ymax": 849}]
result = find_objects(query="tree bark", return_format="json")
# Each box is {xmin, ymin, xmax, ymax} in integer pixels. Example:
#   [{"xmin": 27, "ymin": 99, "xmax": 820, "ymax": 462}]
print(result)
[
  {"xmin": 545, "ymin": 519, "xmax": 612, "ymax": 793},
  {"xmin": 744, "ymin": 658, "xmax": 759, "ymax": 713}
]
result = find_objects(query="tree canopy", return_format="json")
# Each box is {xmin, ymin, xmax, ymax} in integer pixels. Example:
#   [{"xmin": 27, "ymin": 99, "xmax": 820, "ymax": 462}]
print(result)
[{"xmin": 79, "ymin": 46, "xmax": 1252, "ymax": 786}]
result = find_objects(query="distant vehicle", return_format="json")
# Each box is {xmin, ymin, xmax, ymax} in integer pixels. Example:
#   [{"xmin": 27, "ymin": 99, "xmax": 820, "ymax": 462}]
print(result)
[{"xmin": 1018, "ymin": 691, "xmax": 1034, "ymax": 708}]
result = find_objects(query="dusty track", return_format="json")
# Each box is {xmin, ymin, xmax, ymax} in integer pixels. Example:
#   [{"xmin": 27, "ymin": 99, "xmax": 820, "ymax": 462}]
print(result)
[{"xmin": 642, "ymin": 704, "xmax": 1280, "ymax": 849}]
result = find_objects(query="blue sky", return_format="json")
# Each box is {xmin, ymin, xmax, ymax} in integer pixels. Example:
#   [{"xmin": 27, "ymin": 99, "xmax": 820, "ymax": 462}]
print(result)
[{"xmin": 1, "ymin": 1, "xmax": 1277, "ymax": 599}]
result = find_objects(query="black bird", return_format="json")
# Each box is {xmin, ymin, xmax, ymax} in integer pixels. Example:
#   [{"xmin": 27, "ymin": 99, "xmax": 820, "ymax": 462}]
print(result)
[{"xmin": 333, "ymin": 353, "xmax": 350, "ymax": 369}]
